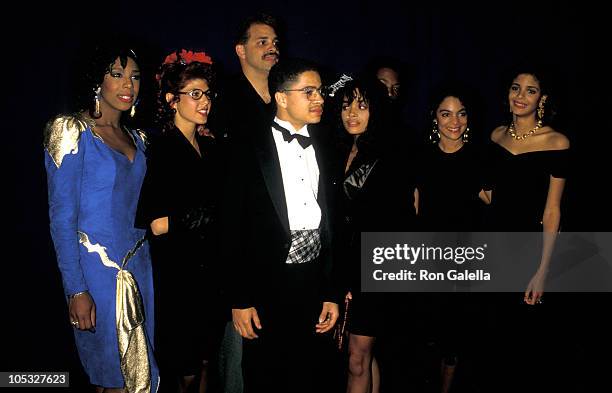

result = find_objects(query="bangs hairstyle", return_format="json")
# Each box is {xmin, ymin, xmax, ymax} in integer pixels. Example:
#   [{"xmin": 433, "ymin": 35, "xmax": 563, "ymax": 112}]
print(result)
[
  {"xmin": 333, "ymin": 78, "xmax": 381, "ymax": 120},
  {"xmin": 332, "ymin": 77, "xmax": 388, "ymax": 152},
  {"xmin": 156, "ymin": 61, "xmax": 215, "ymax": 132}
]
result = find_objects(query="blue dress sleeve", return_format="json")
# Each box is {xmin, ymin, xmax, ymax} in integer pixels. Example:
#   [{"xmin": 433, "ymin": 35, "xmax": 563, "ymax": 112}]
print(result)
[{"xmin": 44, "ymin": 114, "xmax": 90, "ymax": 296}]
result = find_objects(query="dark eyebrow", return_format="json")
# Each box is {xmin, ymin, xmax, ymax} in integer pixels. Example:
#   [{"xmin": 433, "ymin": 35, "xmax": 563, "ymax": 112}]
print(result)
[
  {"xmin": 512, "ymin": 82, "xmax": 539, "ymax": 90},
  {"xmin": 438, "ymin": 108, "xmax": 466, "ymax": 113}
]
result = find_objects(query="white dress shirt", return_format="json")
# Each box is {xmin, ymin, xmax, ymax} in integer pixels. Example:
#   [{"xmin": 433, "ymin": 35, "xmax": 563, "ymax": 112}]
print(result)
[{"xmin": 271, "ymin": 117, "xmax": 321, "ymax": 230}]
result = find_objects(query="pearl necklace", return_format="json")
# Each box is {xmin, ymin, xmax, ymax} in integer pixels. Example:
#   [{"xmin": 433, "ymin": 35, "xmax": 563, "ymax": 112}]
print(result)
[{"xmin": 507, "ymin": 120, "xmax": 542, "ymax": 141}]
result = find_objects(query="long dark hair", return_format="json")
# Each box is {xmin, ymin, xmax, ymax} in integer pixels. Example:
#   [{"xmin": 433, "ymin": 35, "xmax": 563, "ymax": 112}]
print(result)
[
  {"xmin": 156, "ymin": 60, "xmax": 215, "ymax": 133},
  {"xmin": 332, "ymin": 77, "xmax": 389, "ymax": 158}
]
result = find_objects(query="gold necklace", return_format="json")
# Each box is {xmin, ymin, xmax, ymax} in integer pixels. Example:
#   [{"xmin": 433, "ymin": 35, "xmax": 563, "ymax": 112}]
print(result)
[{"xmin": 507, "ymin": 120, "xmax": 542, "ymax": 141}]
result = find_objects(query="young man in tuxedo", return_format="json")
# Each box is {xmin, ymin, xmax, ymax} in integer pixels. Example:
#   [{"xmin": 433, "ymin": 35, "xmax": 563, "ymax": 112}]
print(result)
[{"xmin": 220, "ymin": 58, "xmax": 341, "ymax": 393}]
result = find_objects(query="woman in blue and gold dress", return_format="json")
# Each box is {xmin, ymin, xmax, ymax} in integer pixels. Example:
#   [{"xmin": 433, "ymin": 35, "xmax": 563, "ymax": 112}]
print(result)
[{"xmin": 44, "ymin": 45, "xmax": 158, "ymax": 393}]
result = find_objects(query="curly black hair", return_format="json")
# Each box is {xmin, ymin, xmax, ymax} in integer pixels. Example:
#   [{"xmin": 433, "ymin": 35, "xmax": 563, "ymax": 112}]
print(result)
[
  {"xmin": 74, "ymin": 43, "xmax": 139, "ymax": 119},
  {"xmin": 156, "ymin": 59, "xmax": 215, "ymax": 133}
]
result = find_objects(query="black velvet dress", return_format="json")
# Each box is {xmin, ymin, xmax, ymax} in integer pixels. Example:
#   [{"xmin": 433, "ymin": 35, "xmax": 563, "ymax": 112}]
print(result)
[
  {"xmin": 480, "ymin": 141, "xmax": 571, "ymax": 391},
  {"xmin": 486, "ymin": 143, "xmax": 570, "ymax": 231},
  {"xmin": 136, "ymin": 127, "xmax": 225, "ymax": 377}
]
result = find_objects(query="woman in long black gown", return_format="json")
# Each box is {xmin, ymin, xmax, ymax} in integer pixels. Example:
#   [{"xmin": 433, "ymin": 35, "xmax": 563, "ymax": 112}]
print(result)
[
  {"xmin": 136, "ymin": 50, "xmax": 225, "ymax": 393},
  {"xmin": 486, "ymin": 68, "xmax": 570, "ymax": 303},
  {"xmin": 484, "ymin": 67, "xmax": 570, "ymax": 392}
]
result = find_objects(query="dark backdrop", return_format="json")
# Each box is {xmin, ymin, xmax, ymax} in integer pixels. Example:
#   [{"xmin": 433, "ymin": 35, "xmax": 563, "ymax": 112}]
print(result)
[{"xmin": 3, "ymin": 0, "xmax": 609, "ymax": 390}]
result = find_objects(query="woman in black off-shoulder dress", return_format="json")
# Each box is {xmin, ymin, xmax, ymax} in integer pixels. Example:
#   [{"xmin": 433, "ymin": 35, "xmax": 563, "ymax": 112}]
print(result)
[{"xmin": 483, "ymin": 67, "xmax": 570, "ymax": 392}]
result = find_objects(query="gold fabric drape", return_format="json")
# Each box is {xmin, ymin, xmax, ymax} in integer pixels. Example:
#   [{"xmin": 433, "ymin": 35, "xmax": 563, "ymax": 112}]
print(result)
[{"xmin": 79, "ymin": 232, "xmax": 151, "ymax": 393}]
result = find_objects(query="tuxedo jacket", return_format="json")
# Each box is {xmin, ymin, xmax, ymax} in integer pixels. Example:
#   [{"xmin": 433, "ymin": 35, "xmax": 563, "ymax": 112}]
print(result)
[{"xmin": 220, "ymin": 120, "xmax": 342, "ymax": 310}]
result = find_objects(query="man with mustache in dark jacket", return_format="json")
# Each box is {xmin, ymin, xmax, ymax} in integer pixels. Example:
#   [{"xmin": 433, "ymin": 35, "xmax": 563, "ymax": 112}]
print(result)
[
  {"xmin": 210, "ymin": 13, "xmax": 281, "ymax": 393},
  {"xmin": 211, "ymin": 13, "xmax": 280, "ymax": 142}
]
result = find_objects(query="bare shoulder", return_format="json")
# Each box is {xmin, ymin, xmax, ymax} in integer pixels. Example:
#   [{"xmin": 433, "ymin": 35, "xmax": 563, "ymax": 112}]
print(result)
[
  {"xmin": 490, "ymin": 126, "xmax": 506, "ymax": 143},
  {"xmin": 544, "ymin": 127, "xmax": 570, "ymax": 150}
]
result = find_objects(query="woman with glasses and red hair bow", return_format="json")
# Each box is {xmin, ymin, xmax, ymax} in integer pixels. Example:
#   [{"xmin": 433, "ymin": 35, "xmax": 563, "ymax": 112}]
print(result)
[{"xmin": 136, "ymin": 49, "xmax": 225, "ymax": 393}]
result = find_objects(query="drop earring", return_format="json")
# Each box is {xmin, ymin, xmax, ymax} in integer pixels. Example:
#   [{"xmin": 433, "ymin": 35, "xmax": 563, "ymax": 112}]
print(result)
[
  {"xmin": 462, "ymin": 127, "xmax": 470, "ymax": 143},
  {"xmin": 537, "ymin": 95, "xmax": 547, "ymax": 120},
  {"xmin": 429, "ymin": 120, "xmax": 440, "ymax": 143},
  {"xmin": 93, "ymin": 86, "xmax": 101, "ymax": 118},
  {"xmin": 130, "ymin": 98, "xmax": 138, "ymax": 118}
]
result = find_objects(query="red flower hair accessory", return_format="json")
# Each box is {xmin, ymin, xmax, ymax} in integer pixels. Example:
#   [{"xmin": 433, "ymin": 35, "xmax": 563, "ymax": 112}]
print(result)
[
  {"xmin": 162, "ymin": 49, "xmax": 213, "ymax": 66},
  {"xmin": 156, "ymin": 49, "xmax": 213, "ymax": 82}
]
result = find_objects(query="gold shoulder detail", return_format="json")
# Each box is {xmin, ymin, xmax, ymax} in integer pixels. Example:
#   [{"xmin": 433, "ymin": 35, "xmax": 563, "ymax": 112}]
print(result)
[{"xmin": 44, "ymin": 114, "xmax": 91, "ymax": 168}]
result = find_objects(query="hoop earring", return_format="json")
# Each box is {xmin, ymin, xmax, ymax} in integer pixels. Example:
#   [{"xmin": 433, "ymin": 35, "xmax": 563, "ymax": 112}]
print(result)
[
  {"xmin": 93, "ymin": 86, "xmax": 101, "ymax": 118},
  {"xmin": 429, "ymin": 120, "xmax": 440, "ymax": 143},
  {"xmin": 537, "ymin": 95, "xmax": 547, "ymax": 120},
  {"xmin": 462, "ymin": 127, "xmax": 470, "ymax": 143}
]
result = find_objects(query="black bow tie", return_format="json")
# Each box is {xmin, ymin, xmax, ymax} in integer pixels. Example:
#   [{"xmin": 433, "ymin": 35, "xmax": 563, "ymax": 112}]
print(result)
[{"xmin": 272, "ymin": 122, "xmax": 312, "ymax": 149}]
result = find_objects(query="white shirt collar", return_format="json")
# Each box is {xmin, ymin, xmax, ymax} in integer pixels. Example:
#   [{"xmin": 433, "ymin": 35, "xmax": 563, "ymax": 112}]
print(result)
[{"xmin": 273, "ymin": 117, "xmax": 310, "ymax": 137}]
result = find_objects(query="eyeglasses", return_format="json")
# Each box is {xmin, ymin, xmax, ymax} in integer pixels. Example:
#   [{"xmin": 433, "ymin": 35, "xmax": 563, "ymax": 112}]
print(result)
[
  {"xmin": 177, "ymin": 88, "xmax": 217, "ymax": 101},
  {"xmin": 282, "ymin": 86, "xmax": 329, "ymax": 99}
]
